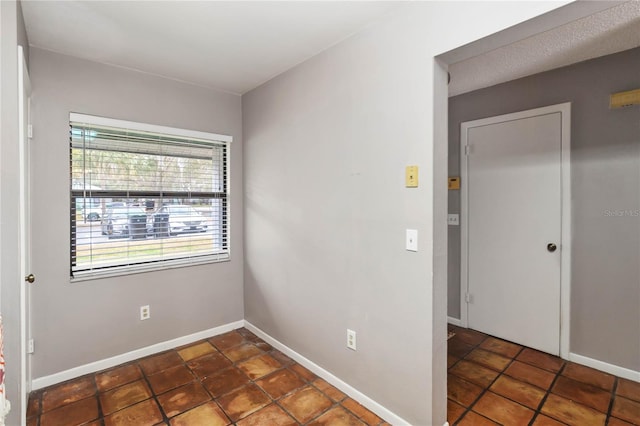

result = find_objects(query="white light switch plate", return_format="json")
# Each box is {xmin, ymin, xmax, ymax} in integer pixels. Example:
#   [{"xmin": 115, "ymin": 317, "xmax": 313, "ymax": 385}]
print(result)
[
  {"xmin": 406, "ymin": 229, "xmax": 418, "ymax": 251},
  {"xmin": 448, "ymin": 214, "xmax": 460, "ymax": 226}
]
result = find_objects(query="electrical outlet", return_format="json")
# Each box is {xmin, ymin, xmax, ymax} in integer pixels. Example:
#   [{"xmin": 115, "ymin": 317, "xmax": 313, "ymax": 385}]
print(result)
[
  {"xmin": 347, "ymin": 329, "xmax": 357, "ymax": 351},
  {"xmin": 140, "ymin": 305, "xmax": 150, "ymax": 320}
]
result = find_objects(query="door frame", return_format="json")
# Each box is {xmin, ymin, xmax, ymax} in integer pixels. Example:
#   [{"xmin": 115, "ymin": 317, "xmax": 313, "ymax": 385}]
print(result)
[
  {"xmin": 18, "ymin": 44, "xmax": 32, "ymax": 423},
  {"xmin": 459, "ymin": 102, "xmax": 571, "ymax": 359}
]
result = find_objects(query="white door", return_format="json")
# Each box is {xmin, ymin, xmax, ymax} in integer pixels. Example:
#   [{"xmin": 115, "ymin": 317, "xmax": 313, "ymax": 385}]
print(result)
[
  {"xmin": 461, "ymin": 104, "xmax": 570, "ymax": 356},
  {"xmin": 18, "ymin": 45, "xmax": 33, "ymax": 422}
]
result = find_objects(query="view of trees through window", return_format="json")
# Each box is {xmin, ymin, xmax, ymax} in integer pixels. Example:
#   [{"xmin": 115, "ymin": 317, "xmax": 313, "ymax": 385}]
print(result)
[{"xmin": 70, "ymin": 119, "xmax": 229, "ymax": 276}]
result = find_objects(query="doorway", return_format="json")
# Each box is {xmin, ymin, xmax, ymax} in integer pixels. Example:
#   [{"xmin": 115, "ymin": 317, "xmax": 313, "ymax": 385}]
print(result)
[{"xmin": 460, "ymin": 103, "xmax": 571, "ymax": 357}]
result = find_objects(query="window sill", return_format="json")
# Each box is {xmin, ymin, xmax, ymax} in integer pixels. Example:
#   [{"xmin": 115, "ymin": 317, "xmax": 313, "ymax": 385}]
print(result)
[{"xmin": 70, "ymin": 253, "xmax": 230, "ymax": 283}]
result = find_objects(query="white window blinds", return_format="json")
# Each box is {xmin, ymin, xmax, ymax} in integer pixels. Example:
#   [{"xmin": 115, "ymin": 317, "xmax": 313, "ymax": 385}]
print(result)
[{"xmin": 70, "ymin": 113, "xmax": 231, "ymax": 279}]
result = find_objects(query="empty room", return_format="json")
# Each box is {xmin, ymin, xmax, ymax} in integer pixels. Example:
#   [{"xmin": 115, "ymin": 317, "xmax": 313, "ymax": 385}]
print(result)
[{"xmin": 0, "ymin": 1, "xmax": 638, "ymax": 426}]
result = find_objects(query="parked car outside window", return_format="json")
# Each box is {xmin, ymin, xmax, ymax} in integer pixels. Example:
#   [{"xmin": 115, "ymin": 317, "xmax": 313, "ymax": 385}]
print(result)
[
  {"xmin": 101, "ymin": 207, "xmax": 148, "ymax": 238},
  {"xmin": 158, "ymin": 205, "xmax": 208, "ymax": 235},
  {"xmin": 80, "ymin": 201, "xmax": 127, "ymax": 222}
]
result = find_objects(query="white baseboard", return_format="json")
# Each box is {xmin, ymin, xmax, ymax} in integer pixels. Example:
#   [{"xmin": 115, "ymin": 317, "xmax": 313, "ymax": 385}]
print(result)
[
  {"xmin": 447, "ymin": 316, "xmax": 463, "ymax": 327},
  {"xmin": 569, "ymin": 352, "xmax": 640, "ymax": 383},
  {"xmin": 32, "ymin": 320, "xmax": 245, "ymax": 390},
  {"xmin": 243, "ymin": 320, "xmax": 411, "ymax": 426}
]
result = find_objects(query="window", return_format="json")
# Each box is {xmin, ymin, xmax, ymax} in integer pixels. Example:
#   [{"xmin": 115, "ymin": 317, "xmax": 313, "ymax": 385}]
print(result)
[{"xmin": 70, "ymin": 113, "xmax": 231, "ymax": 279}]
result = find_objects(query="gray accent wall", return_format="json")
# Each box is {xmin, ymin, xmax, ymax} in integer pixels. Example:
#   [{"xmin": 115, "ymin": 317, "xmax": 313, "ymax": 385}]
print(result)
[
  {"xmin": 29, "ymin": 48, "xmax": 244, "ymax": 378},
  {"xmin": 448, "ymin": 47, "xmax": 640, "ymax": 371}
]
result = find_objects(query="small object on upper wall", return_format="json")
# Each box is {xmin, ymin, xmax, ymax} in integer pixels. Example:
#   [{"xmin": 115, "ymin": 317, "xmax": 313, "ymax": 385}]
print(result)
[
  {"xmin": 448, "ymin": 177, "xmax": 460, "ymax": 190},
  {"xmin": 405, "ymin": 165, "xmax": 419, "ymax": 188},
  {"xmin": 610, "ymin": 88, "xmax": 640, "ymax": 109}
]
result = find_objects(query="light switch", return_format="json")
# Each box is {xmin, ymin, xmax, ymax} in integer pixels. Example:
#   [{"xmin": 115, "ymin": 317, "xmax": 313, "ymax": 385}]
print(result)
[
  {"xmin": 405, "ymin": 166, "xmax": 419, "ymax": 188},
  {"xmin": 448, "ymin": 214, "xmax": 460, "ymax": 226},
  {"xmin": 406, "ymin": 229, "xmax": 418, "ymax": 251}
]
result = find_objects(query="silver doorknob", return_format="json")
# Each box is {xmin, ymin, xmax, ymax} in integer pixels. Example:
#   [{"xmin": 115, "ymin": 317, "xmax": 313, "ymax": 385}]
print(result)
[
  {"xmin": 547, "ymin": 243, "xmax": 557, "ymax": 253},
  {"xmin": 25, "ymin": 274, "xmax": 35, "ymax": 283}
]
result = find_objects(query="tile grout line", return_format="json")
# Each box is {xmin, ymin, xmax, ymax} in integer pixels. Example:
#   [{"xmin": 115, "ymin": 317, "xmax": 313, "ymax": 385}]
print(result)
[
  {"xmin": 32, "ymin": 330, "xmax": 390, "ymax": 425},
  {"xmin": 110, "ymin": 354, "xmax": 186, "ymax": 422},
  {"xmin": 154, "ymin": 349, "xmax": 205, "ymax": 423},
  {"xmin": 31, "ymin": 371, "xmax": 104, "ymax": 424},
  {"xmin": 245, "ymin": 339, "xmax": 385, "ymax": 425},
  {"xmin": 528, "ymin": 360, "xmax": 566, "ymax": 426},
  {"xmin": 462, "ymin": 343, "xmax": 531, "ymax": 424},
  {"xmin": 166, "ymin": 335, "xmax": 284, "ymax": 423},
  {"xmin": 449, "ymin": 328, "xmax": 569, "ymax": 426},
  {"xmin": 219, "ymin": 339, "xmax": 269, "ymax": 424},
  {"xmin": 209, "ymin": 334, "xmax": 295, "ymax": 424},
  {"xmin": 139, "ymin": 353, "xmax": 177, "ymax": 425},
  {"xmin": 453, "ymin": 333, "xmax": 522, "ymax": 419},
  {"xmin": 211, "ymin": 332, "xmax": 373, "ymax": 425},
  {"xmin": 34, "ymin": 335, "xmax": 245, "ymax": 424},
  {"xmin": 276, "ymin": 369, "xmax": 360, "ymax": 425},
  {"xmin": 450, "ymin": 332, "xmax": 493, "ymax": 425},
  {"xmin": 300, "ymin": 385, "xmax": 346, "ymax": 425},
  {"xmin": 605, "ymin": 376, "xmax": 619, "ymax": 425},
  {"xmin": 225, "ymin": 349, "xmax": 321, "ymax": 423},
  {"xmin": 490, "ymin": 345, "xmax": 546, "ymax": 417},
  {"xmin": 264, "ymin": 368, "xmax": 308, "ymax": 424},
  {"xmin": 448, "ymin": 328, "xmax": 640, "ymax": 426},
  {"xmin": 90, "ymin": 372, "xmax": 104, "ymax": 425},
  {"xmin": 188, "ymin": 335, "xmax": 307, "ymax": 423},
  {"xmin": 250, "ymin": 365, "xmax": 304, "ymax": 424},
  {"xmin": 120, "ymin": 341, "xmax": 221, "ymax": 423}
]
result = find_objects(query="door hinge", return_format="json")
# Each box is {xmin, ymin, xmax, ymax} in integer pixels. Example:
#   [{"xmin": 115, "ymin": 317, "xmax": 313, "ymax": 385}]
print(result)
[
  {"xmin": 27, "ymin": 338, "xmax": 34, "ymax": 354},
  {"xmin": 465, "ymin": 293, "xmax": 472, "ymax": 303},
  {"xmin": 464, "ymin": 145, "xmax": 471, "ymax": 155},
  {"xmin": 28, "ymin": 124, "xmax": 33, "ymax": 139}
]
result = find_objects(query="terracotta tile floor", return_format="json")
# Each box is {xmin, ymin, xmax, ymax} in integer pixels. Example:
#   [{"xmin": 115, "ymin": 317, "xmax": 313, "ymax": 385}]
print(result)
[
  {"xmin": 27, "ymin": 328, "xmax": 389, "ymax": 426},
  {"xmin": 448, "ymin": 325, "xmax": 640, "ymax": 426}
]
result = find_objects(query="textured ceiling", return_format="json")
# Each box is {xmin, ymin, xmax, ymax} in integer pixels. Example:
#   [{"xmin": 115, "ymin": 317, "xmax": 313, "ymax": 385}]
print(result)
[
  {"xmin": 449, "ymin": 1, "xmax": 640, "ymax": 97},
  {"xmin": 21, "ymin": 1, "xmax": 402, "ymax": 95}
]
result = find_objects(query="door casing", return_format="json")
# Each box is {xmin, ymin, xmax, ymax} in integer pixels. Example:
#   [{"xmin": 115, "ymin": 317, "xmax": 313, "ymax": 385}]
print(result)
[
  {"xmin": 459, "ymin": 102, "xmax": 571, "ymax": 359},
  {"xmin": 18, "ymin": 44, "xmax": 32, "ymax": 425}
]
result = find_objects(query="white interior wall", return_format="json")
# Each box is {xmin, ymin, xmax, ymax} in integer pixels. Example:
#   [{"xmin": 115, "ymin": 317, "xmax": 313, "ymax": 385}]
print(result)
[{"xmin": 242, "ymin": 2, "xmax": 590, "ymax": 424}]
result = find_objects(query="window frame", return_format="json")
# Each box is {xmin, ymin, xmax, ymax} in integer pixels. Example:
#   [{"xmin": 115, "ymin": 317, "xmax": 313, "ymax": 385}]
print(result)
[{"xmin": 69, "ymin": 113, "xmax": 233, "ymax": 281}]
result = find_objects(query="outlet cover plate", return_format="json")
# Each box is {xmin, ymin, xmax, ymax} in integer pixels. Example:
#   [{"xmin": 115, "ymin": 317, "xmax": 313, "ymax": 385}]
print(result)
[
  {"xmin": 406, "ymin": 229, "xmax": 418, "ymax": 251},
  {"xmin": 347, "ymin": 329, "xmax": 357, "ymax": 351},
  {"xmin": 140, "ymin": 305, "xmax": 150, "ymax": 321}
]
